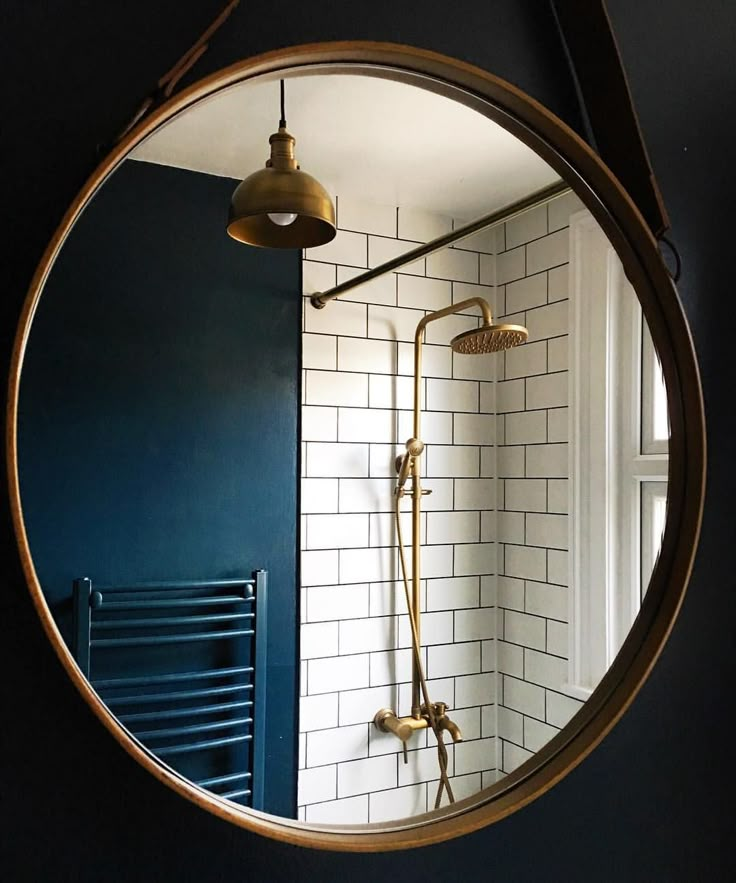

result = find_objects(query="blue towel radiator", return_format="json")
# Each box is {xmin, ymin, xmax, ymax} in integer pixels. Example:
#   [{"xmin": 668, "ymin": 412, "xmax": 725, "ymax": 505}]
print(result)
[{"xmin": 72, "ymin": 572, "xmax": 268, "ymax": 810}]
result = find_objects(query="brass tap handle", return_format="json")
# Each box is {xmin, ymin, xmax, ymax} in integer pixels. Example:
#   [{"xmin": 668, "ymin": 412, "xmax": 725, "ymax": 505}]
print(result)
[{"xmin": 373, "ymin": 708, "xmax": 413, "ymax": 742}]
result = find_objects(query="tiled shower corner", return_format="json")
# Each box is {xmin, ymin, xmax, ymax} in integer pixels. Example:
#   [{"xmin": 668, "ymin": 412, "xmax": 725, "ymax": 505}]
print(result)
[{"xmin": 297, "ymin": 190, "xmax": 588, "ymax": 823}]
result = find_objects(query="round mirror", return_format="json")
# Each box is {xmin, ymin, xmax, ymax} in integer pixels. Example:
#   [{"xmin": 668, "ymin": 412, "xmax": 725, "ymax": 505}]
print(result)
[{"xmin": 7, "ymin": 44, "xmax": 704, "ymax": 850}]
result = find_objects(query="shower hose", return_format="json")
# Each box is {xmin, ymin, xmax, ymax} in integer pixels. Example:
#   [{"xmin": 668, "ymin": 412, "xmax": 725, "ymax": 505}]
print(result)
[{"xmin": 394, "ymin": 493, "xmax": 455, "ymax": 809}]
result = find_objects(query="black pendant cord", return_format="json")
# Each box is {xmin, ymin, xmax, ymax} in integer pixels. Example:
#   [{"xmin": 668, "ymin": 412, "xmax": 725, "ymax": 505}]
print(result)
[{"xmin": 279, "ymin": 79, "xmax": 287, "ymax": 129}]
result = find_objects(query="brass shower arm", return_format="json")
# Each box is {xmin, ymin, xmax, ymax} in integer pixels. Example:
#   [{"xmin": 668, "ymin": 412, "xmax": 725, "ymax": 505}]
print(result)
[
  {"xmin": 413, "ymin": 296, "xmax": 494, "ymax": 440},
  {"xmin": 414, "ymin": 296, "xmax": 494, "ymax": 339}
]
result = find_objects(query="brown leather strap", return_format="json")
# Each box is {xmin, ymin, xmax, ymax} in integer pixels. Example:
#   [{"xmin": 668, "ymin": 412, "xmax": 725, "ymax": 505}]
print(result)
[
  {"xmin": 114, "ymin": 0, "xmax": 240, "ymax": 145},
  {"xmin": 551, "ymin": 0, "xmax": 670, "ymax": 238}
]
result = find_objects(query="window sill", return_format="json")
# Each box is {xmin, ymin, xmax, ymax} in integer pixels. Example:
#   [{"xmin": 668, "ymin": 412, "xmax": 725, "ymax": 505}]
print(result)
[{"xmin": 561, "ymin": 682, "xmax": 594, "ymax": 702}]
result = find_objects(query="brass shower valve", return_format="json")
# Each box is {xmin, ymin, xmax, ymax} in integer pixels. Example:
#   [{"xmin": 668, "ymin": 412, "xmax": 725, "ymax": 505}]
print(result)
[
  {"xmin": 373, "ymin": 704, "xmax": 463, "ymax": 748},
  {"xmin": 373, "ymin": 708, "xmax": 428, "ymax": 743}
]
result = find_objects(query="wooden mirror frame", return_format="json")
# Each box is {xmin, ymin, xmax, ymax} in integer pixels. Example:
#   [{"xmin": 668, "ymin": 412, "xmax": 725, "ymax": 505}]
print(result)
[{"xmin": 5, "ymin": 41, "xmax": 705, "ymax": 852}]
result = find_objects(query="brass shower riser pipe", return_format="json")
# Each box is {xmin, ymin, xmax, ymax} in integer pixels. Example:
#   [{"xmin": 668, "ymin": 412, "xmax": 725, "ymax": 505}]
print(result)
[
  {"xmin": 409, "ymin": 297, "xmax": 491, "ymax": 714},
  {"xmin": 310, "ymin": 179, "xmax": 570, "ymax": 308}
]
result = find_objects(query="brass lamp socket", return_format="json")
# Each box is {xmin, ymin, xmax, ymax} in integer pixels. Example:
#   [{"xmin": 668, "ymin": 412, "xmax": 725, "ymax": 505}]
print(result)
[{"xmin": 265, "ymin": 127, "xmax": 299, "ymax": 171}]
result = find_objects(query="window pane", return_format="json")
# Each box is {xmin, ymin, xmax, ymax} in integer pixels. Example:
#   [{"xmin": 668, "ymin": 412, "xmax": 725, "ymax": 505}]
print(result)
[
  {"xmin": 641, "ymin": 481, "xmax": 668, "ymax": 597},
  {"xmin": 641, "ymin": 324, "xmax": 669, "ymax": 454},
  {"xmin": 653, "ymin": 355, "xmax": 669, "ymax": 441}
]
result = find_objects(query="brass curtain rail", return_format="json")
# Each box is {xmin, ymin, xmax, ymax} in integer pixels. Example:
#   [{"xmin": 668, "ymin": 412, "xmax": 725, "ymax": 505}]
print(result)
[{"xmin": 310, "ymin": 179, "xmax": 571, "ymax": 308}]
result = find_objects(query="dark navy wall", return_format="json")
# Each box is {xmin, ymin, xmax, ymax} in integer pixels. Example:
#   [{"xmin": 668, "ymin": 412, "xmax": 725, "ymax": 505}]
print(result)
[
  {"xmin": 16, "ymin": 158, "xmax": 301, "ymax": 818},
  {"xmin": 2, "ymin": 1, "xmax": 734, "ymax": 880}
]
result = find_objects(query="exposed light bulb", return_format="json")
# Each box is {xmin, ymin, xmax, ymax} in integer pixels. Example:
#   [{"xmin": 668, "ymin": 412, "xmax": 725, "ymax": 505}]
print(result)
[{"xmin": 267, "ymin": 212, "xmax": 298, "ymax": 226}]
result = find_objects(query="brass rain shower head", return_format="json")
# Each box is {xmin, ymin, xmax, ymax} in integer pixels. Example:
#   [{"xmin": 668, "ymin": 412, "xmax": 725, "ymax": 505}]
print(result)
[{"xmin": 450, "ymin": 323, "xmax": 528, "ymax": 354}]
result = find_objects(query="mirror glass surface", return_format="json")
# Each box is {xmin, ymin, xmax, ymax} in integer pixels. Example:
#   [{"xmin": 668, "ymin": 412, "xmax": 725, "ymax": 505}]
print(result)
[{"xmin": 16, "ymin": 69, "xmax": 670, "ymax": 826}]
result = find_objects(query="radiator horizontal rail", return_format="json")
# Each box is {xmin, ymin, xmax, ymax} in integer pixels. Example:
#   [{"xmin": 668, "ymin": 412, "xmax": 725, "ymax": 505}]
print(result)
[
  {"xmin": 91, "ymin": 628, "xmax": 253, "ymax": 648},
  {"xmin": 103, "ymin": 683, "xmax": 253, "ymax": 706},
  {"xmin": 95, "ymin": 578, "xmax": 254, "ymax": 592},
  {"xmin": 221, "ymin": 789, "xmax": 251, "ymax": 801},
  {"xmin": 134, "ymin": 716, "xmax": 252, "ymax": 741},
  {"xmin": 92, "ymin": 665, "xmax": 252, "ymax": 690},
  {"xmin": 92, "ymin": 612, "xmax": 254, "ymax": 630},
  {"xmin": 196, "ymin": 771, "xmax": 252, "ymax": 789},
  {"xmin": 155, "ymin": 733, "xmax": 252, "ymax": 757},
  {"xmin": 94, "ymin": 595, "xmax": 252, "ymax": 610},
  {"xmin": 119, "ymin": 700, "xmax": 252, "ymax": 725}
]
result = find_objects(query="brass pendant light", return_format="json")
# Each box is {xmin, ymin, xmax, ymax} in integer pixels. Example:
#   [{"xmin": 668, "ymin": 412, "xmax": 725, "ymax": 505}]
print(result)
[{"xmin": 227, "ymin": 80, "xmax": 336, "ymax": 248}]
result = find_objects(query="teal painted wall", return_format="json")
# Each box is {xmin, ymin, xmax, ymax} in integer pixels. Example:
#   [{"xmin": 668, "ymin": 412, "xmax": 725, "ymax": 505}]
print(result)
[{"xmin": 16, "ymin": 159, "xmax": 301, "ymax": 818}]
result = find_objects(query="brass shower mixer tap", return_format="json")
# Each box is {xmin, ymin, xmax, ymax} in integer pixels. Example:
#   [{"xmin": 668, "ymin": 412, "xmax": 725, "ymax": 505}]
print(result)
[{"xmin": 373, "ymin": 703, "xmax": 463, "ymax": 758}]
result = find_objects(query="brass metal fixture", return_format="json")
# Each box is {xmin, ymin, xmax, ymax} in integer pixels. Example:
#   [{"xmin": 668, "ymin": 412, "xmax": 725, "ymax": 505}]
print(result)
[
  {"xmin": 309, "ymin": 180, "xmax": 569, "ymax": 308},
  {"xmin": 451, "ymin": 323, "xmax": 528, "ymax": 354},
  {"xmin": 373, "ymin": 708, "xmax": 429, "ymax": 743},
  {"xmin": 407, "ymin": 297, "xmax": 528, "ymax": 713},
  {"xmin": 374, "ymin": 706, "xmax": 462, "ymax": 746},
  {"xmin": 227, "ymin": 80, "xmax": 336, "ymax": 248},
  {"xmin": 375, "ymin": 296, "xmax": 528, "ymax": 809}
]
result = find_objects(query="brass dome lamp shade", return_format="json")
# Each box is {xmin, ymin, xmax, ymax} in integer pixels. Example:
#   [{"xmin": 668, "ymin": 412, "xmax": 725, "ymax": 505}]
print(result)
[{"xmin": 227, "ymin": 80, "xmax": 336, "ymax": 248}]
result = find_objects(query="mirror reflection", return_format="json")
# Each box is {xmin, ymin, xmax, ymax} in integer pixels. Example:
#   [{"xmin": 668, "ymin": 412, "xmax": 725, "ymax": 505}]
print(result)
[{"xmin": 16, "ymin": 71, "xmax": 669, "ymax": 826}]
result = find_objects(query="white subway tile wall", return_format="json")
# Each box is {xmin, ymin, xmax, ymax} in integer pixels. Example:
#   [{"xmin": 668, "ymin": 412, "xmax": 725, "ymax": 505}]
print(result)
[
  {"xmin": 298, "ymin": 197, "xmax": 498, "ymax": 822},
  {"xmin": 296, "ymin": 193, "xmax": 593, "ymax": 819},
  {"xmin": 494, "ymin": 193, "xmax": 585, "ymax": 776}
]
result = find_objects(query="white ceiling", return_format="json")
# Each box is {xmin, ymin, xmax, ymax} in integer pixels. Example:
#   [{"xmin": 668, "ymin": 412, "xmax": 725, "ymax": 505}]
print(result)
[{"xmin": 131, "ymin": 73, "xmax": 560, "ymax": 219}]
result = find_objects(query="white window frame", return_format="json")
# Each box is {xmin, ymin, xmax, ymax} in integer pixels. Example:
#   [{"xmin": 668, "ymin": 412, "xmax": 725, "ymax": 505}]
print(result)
[{"xmin": 567, "ymin": 210, "xmax": 669, "ymax": 699}]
